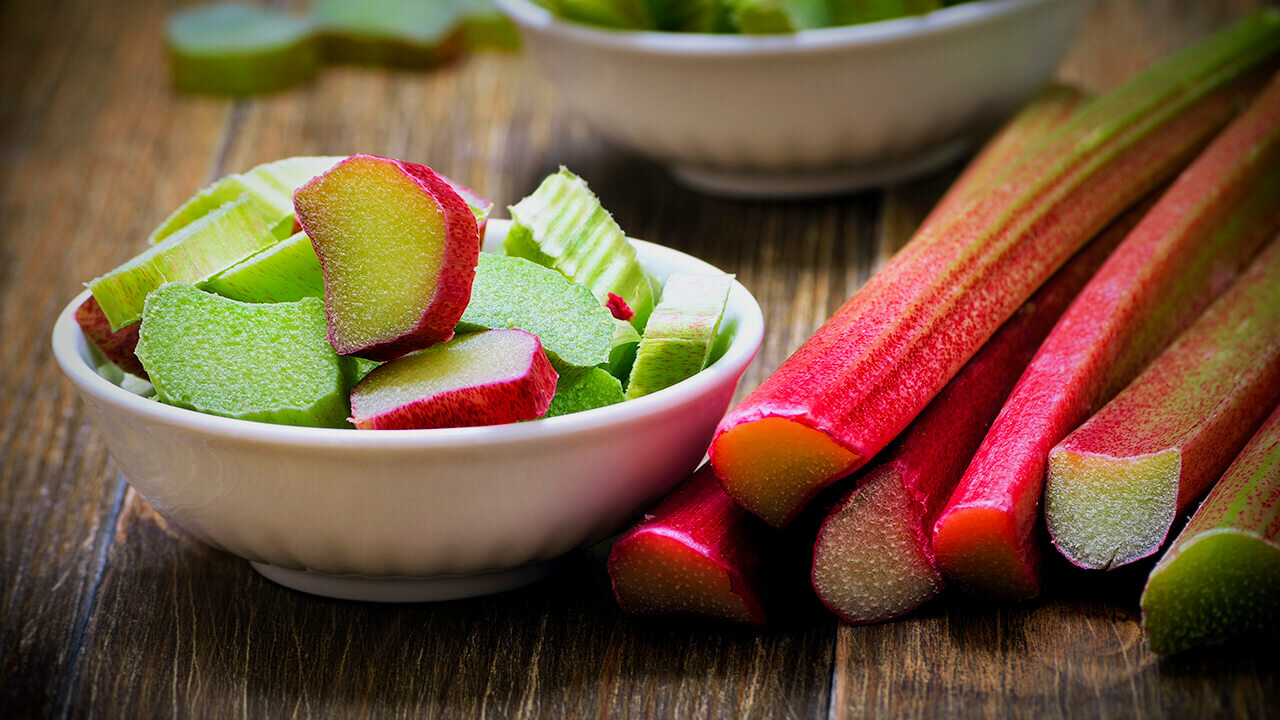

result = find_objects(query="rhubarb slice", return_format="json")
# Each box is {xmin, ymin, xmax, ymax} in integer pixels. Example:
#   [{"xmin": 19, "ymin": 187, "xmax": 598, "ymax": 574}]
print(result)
[
  {"xmin": 711, "ymin": 11, "xmax": 1280, "ymax": 529},
  {"xmin": 312, "ymin": 0, "xmax": 463, "ymax": 67},
  {"xmin": 90, "ymin": 196, "xmax": 277, "ymax": 331},
  {"xmin": 135, "ymin": 284, "xmax": 353, "ymax": 428},
  {"xmin": 546, "ymin": 0, "xmax": 658, "ymax": 30},
  {"xmin": 150, "ymin": 156, "xmax": 344, "ymax": 244},
  {"xmin": 1045, "ymin": 237, "xmax": 1280, "ymax": 570},
  {"xmin": 75, "ymin": 296, "xmax": 147, "ymax": 379},
  {"xmin": 934, "ymin": 66, "xmax": 1280, "ymax": 597},
  {"xmin": 625, "ymin": 273, "xmax": 733, "ymax": 400},
  {"xmin": 456, "ymin": 253, "xmax": 615, "ymax": 368},
  {"xmin": 811, "ymin": 200, "xmax": 1138, "ymax": 624},
  {"xmin": 731, "ymin": 0, "xmax": 830, "ymax": 33},
  {"xmin": 828, "ymin": 0, "xmax": 940, "ymax": 26},
  {"xmin": 546, "ymin": 366, "xmax": 625, "ymax": 418},
  {"xmin": 1140, "ymin": 403, "xmax": 1280, "ymax": 655},
  {"xmin": 293, "ymin": 154, "xmax": 480, "ymax": 361},
  {"xmin": 349, "ymin": 329, "xmax": 558, "ymax": 430},
  {"xmin": 609, "ymin": 465, "xmax": 770, "ymax": 624},
  {"xmin": 459, "ymin": 0, "xmax": 521, "ymax": 49},
  {"xmin": 506, "ymin": 168, "xmax": 656, "ymax": 332},
  {"xmin": 165, "ymin": 2, "xmax": 319, "ymax": 96},
  {"xmin": 201, "ymin": 231, "xmax": 324, "ymax": 304}
]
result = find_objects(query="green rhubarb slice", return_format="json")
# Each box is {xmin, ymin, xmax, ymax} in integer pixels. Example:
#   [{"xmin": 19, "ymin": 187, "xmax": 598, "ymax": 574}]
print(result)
[
  {"xmin": 458, "ymin": 0, "xmax": 521, "ymax": 49},
  {"xmin": 506, "ymin": 168, "xmax": 656, "ymax": 332},
  {"xmin": 201, "ymin": 231, "xmax": 324, "ymax": 303},
  {"xmin": 731, "ymin": 0, "xmax": 830, "ymax": 33},
  {"xmin": 135, "ymin": 283, "xmax": 353, "ymax": 428},
  {"xmin": 150, "ymin": 156, "xmax": 344, "ymax": 244},
  {"xmin": 608, "ymin": 317, "xmax": 642, "ymax": 382},
  {"xmin": 456, "ymin": 253, "xmax": 615, "ymax": 368},
  {"xmin": 312, "ymin": 0, "xmax": 463, "ymax": 67},
  {"xmin": 625, "ymin": 273, "xmax": 732, "ymax": 399},
  {"xmin": 546, "ymin": 366, "xmax": 625, "ymax": 417},
  {"xmin": 545, "ymin": 0, "xmax": 658, "ymax": 29},
  {"xmin": 165, "ymin": 2, "xmax": 319, "ymax": 96},
  {"xmin": 90, "ymin": 196, "xmax": 277, "ymax": 331},
  {"xmin": 827, "ymin": 0, "xmax": 940, "ymax": 26},
  {"xmin": 1141, "ymin": 404, "xmax": 1280, "ymax": 654}
]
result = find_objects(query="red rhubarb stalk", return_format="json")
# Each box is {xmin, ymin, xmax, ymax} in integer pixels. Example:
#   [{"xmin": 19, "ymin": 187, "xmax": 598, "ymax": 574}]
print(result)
[
  {"xmin": 608, "ymin": 465, "xmax": 770, "ymax": 624},
  {"xmin": 933, "ymin": 68, "xmax": 1280, "ymax": 598},
  {"xmin": 1045, "ymin": 235, "xmax": 1280, "ymax": 570},
  {"xmin": 708, "ymin": 12, "xmax": 1280, "ymax": 529},
  {"xmin": 1139, "ymin": 402, "xmax": 1280, "ymax": 655},
  {"xmin": 810, "ymin": 200, "xmax": 1142, "ymax": 624}
]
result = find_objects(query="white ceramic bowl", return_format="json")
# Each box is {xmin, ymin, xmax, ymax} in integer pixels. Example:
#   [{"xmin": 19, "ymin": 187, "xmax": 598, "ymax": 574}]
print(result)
[
  {"xmin": 496, "ymin": 0, "xmax": 1090, "ymax": 198},
  {"xmin": 51, "ymin": 220, "xmax": 763, "ymax": 602}
]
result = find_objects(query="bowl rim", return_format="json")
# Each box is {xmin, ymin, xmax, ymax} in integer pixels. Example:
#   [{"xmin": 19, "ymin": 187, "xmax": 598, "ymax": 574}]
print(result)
[
  {"xmin": 52, "ymin": 224, "xmax": 764, "ymax": 451},
  {"xmin": 493, "ymin": 0, "xmax": 1072, "ymax": 56}
]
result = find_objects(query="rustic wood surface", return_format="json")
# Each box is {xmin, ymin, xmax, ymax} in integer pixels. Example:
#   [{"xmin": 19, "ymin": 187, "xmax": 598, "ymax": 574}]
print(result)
[{"xmin": 2, "ymin": 0, "xmax": 1277, "ymax": 717}]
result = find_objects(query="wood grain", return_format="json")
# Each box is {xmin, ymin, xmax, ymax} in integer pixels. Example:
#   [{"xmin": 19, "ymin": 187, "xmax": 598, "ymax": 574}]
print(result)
[{"xmin": 2, "ymin": 0, "xmax": 1277, "ymax": 718}]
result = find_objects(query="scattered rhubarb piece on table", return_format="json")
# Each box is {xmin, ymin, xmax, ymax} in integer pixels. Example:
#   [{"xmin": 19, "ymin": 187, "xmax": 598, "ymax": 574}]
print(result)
[
  {"xmin": 506, "ymin": 168, "xmax": 657, "ymax": 332},
  {"xmin": 90, "ymin": 196, "xmax": 278, "ymax": 331},
  {"xmin": 609, "ymin": 465, "xmax": 771, "ymax": 625},
  {"xmin": 456, "ymin": 253, "xmax": 616, "ymax": 369},
  {"xmin": 311, "ymin": 0, "xmax": 463, "ymax": 67},
  {"xmin": 165, "ymin": 2, "xmax": 319, "ymax": 96},
  {"xmin": 135, "ymin": 284, "xmax": 353, "ymax": 428},
  {"xmin": 625, "ymin": 273, "xmax": 733, "ymax": 400},
  {"xmin": 349, "ymin": 329, "xmax": 558, "ymax": 430},
  {"xmin": 293, "ymin": 154, "xmax": 480, "ymax": 361},
  {"xmin": 710, "ymin": 11, "xmax": 1280, "ymax": 529},
  {"xmin": 934, "ymin": 65, "xmax": 1280, "ymax": 598},
  {"xmin": 1140, "ymin": 402, "xmax": 1280, "ymax": 655},
  {"xmin": 1045, "ymin": 236, "xmax": 1280, "ymax": 570},
  {"xmin": 812, "ymin": 200, "xmax": 1140, "ymax": 624}
]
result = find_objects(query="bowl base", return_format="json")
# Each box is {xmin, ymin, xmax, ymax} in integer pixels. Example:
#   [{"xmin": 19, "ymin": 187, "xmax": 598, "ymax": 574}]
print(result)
[
  {"xmin": 251, "ymin": 558, "xmax": 564, "ymax": 602},
  {"xmin": 669, "ymin": 140, "xmax": 971, "ymax": 199}
]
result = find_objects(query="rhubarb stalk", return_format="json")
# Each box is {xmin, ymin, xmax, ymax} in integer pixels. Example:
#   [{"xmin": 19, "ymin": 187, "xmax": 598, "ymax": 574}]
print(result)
[
  {"xmin": 1045, "ymin": 236, "xmax": 1280, "ymax": 570},
  {"xmin": 933, "ymin": 67, "xmax": 1280, "ymax": 598},
  {"xmin": 1140, "ymin": 402, "xmax": 1280, "ymax": 655},
  {"xmin": 709, "ymin": 12, "xmax": 1280, "ymax": 529}
]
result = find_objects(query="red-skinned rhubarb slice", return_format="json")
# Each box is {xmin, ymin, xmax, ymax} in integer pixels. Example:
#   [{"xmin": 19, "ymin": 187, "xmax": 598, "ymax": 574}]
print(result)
[
  {"xmin": 75, "ymin": 296, "xmax": 147, "ymax": 379},
  {"xmin": 1140, "ymin": 402, "xmax": 1280, "ymax": 655},
  {"xmin": 293, "ymin": 154, "xmax": 480, "ymax": 361},
  {"xmin": 349, "ymin": 329, "xmax": 557, "ymax": 430},
  {"xmin": 811, "ymin": 200, "xmax": 1141, "ymax": 624},
  {"xmin": 709, "ymin": 12, "xmax": 1280, "ymax": 529},
  {"xmin": 1045, "ymin": 236, "xmax": 1280, "ymax": 570},
  {"xmin": 933, "ymin": 68, "xmax": 1280, "ymax": 598},
  {"xmin": 608, "ymin": 465, "xmax": 770, "ymax": 625}
]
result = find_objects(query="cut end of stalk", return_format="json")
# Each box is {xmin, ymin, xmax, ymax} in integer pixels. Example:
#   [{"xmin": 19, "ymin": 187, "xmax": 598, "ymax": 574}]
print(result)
[
  {"xmin": 1045, "ymin": 448, "xmax": 1180, "ymax": 570},
  {"xmin": 608, "ymin": 530, "xmax": 764, "ymax": 625},
  {"xmin": 1141, "ymin": 530, "xmax": 1280, "ymax": 655},
  {"xmin": 933, "ymin": 507, "xmax": 1039, "ymax": 599},
  {"xmin": 812, "ymin": 468, "xmax": 943, "ymax": 624},
  {"xmin": 710, "ymin": 416, "xmax": 860, "ymax": 528}
]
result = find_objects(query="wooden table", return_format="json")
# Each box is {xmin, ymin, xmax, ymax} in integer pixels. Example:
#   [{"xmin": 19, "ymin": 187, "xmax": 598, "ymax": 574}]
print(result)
[{"xmin": 3, "ymin": 1, "xmax": 1277, "ymax": 717}]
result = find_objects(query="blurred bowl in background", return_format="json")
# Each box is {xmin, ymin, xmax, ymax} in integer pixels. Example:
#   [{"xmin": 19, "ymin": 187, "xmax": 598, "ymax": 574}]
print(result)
[{"xmin": 495, "ymin": 0, "xmax": 1091, "ymax": 198}]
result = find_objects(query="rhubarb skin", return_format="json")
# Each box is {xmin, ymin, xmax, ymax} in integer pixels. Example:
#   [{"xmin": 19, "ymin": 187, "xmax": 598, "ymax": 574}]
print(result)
[
  {"xmin": 811, "ymin": 199, "xmax": 1138, "ymax": 624},
  {"xmin": 1140, "ymin": 403, "xmax": 1280, "ymax": 655},
  {"xmin": 74, "ymin": 296, "xmax": 147, "ymax": 379},
  {"xmin": 934, "ymin": 66, "xmax": 1280, "ymax": 598},
  {"xmin": 608, "ymin": 465, "xmax": 770, "ymax": 625},
  {"xmin": 710, "ymin": 12, "xmax": 1280, "ymax": 529},
  {"xmin": 1045, "ymin": 236, "xmax": 1280, "ymax": 570}
]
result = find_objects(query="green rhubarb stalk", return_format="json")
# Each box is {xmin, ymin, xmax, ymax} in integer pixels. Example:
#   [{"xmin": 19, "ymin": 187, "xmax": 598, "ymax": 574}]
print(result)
[
  {"xmin": 201, "ymin": 231, "xmax": 325, "ymax": 303},
  {"xmin": 709, "ymin": 11, "xmax": 1280, "ymax": 529},
  {"xmin": 91, "ymin": 196, "xmax": 277, "ymax": 331},
  {"xmin": 625, "ymin": 273, "xmax": 733, "ymax": 400},
  {"xmin": 934, "ymin": 67, "xmax": 1280, "ymax": 598},
  {"xmin": 1140, "ymin": 402, "xmax": 1280, "ymax": 655},
  {"xmin": 1045, "ymin": 236, "xmax": 1280, "ymax": 570}
]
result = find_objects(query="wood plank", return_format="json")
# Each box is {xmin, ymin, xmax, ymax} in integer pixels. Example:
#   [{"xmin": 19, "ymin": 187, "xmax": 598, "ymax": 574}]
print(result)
[{"xmin": 0, "ymin": 0, "xmax": 231, "ymax": 716}]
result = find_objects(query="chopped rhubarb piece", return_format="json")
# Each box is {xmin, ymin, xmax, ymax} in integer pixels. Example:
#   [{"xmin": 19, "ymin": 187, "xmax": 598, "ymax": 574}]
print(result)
[
  {"xmin": 812, "ymin": 199, "xmax": 1138, "ymax": 623},
  {"xmin": 609, "ymin": 465, "xmax": 770, "ymax": 624},
  {"xmin": 165, "ymin": 2, "xmax": 319, "ymax": 96},
  {"xmin": 74, "ymin": 296, "xmax": 147, "ymax": 379},
  {"xmin": 293, "ymin": 154, "xmax": 480, "ymax": 361},
  {"xmin": 606, "ymin": 293, "xmax": 634, "ymax": 322},
  {"xmin": 711, "ymin": 12, "xmax": 1280, "ymax": 529},
  {"xmin": 1140, "ymin": 403, "xmax": 1280, "ymax": 655},
  {"xmin": 934, "ymin": 66, "xmax": 1280, "ymax": 598},
  {"xmin": 625, "ymin": 273, "xmax": 733, "ymax": 400},
  {"xmin": 349, "ymin": 329, "xmax": 557, "ymax": 430},
  {"xmin": 1045, "ymin": 236, "xmax": 1280, "ymax": 570}
]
